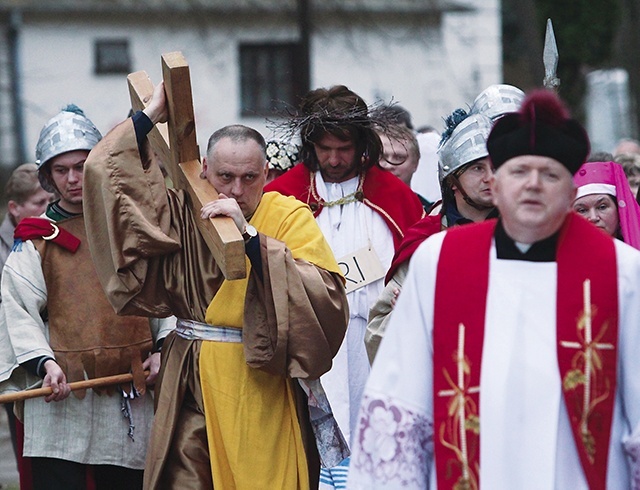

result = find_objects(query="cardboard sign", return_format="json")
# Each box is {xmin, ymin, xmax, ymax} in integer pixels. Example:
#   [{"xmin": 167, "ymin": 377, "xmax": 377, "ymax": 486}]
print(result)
[{"xmin": 337, "ymin": 246, "xmax": 386, "ymax": 294}]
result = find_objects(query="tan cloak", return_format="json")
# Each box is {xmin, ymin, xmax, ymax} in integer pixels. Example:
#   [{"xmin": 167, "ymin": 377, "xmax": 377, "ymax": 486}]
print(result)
[{"xmin": 83, "ymin": 119, "xmax": 348, "ymax": 488}]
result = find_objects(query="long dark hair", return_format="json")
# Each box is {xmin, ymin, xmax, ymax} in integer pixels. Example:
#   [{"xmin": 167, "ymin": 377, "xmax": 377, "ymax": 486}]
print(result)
[{"xmin": 297, "ymin": 85, "xmax": 382, "ymax": 173}]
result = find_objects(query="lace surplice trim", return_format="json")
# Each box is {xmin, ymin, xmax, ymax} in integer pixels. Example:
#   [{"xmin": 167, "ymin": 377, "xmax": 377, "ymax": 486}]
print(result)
[{"xmin": 351, "ymin": 393, "xmax": 433, "ymax": 486}]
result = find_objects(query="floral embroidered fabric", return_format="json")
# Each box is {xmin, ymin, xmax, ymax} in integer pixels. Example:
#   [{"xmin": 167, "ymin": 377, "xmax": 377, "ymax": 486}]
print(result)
[{"xmin": 351, "ymin": 393, "xmax": 433, "ymax": 487}]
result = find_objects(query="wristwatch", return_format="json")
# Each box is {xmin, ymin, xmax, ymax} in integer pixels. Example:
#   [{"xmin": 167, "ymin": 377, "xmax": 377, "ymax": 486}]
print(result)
[{"xmin": 242, "ymin": 224, "xmax": 258, "ymax": 243}]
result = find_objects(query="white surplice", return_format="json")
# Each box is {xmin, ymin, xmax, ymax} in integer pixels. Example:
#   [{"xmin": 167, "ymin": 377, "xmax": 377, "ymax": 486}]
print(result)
[{"xmin": 347, "ymin": 230, "xmax": 640, "ymax": 489}]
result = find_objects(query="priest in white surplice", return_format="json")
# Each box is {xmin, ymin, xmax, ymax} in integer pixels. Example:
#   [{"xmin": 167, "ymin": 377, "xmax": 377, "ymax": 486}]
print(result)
[{"xmin": 348, "ymin": 90, "xmax": 640, "ymax": 490}]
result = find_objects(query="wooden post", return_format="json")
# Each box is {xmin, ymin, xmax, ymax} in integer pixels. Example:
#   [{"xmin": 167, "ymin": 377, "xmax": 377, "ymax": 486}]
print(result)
[{"xmin": 128, "ymin": 52, "xmax": 246, "ymax": 280}]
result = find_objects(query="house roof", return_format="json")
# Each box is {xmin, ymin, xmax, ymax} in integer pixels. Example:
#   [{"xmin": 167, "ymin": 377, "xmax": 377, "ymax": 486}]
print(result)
[{"xmin": 0, "ymin": 0, "xmax": 473, "ymax": 15}]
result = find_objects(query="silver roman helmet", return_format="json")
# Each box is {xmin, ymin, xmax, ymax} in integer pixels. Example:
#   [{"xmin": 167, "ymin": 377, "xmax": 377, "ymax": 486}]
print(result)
[
  {"xmin": 35, "ymin": 104, "xmax": 102, "ymax": 192},
  {"xmin": 470, "ymin": 84, "xmax": 525, "ymax": 121},
  {"xmin": 438, "ymin": 112, "xmax": 493, "ymax": 184}
]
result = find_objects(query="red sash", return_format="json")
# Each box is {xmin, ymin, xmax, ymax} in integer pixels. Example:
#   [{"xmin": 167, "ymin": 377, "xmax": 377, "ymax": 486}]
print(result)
[
  {"xmin": 14, "ymin": 217, "xmax": 81, "ymax": 252},
  {"xmin": 433, "ymin": 214, "xmax": 618, "ymax": 489}
]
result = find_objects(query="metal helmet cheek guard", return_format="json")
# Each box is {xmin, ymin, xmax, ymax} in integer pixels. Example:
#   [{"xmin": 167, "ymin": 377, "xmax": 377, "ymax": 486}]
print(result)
[
  {"xmin": 470, "ymin": 84, "xmax": 525, "ymax": 121},
  {"xmin": 35, "ymin": 105, "xmax": 102, "ymax": 170},
  {"xmin": 438, "ymin": 113, "xmax": 493, "ymax": 184}
]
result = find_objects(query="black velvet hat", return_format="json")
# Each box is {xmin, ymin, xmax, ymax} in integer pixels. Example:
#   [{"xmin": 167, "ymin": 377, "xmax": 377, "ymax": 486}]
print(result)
[{"xmin": 486, "ymin": 90, "xmax": 590, "ymax": 175}]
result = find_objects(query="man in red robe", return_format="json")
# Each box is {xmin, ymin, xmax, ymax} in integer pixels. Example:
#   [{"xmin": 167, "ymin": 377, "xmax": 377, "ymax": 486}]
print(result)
[{"xmin": 266, "ymin": 85, "xmax": 424, "ymax": 488}]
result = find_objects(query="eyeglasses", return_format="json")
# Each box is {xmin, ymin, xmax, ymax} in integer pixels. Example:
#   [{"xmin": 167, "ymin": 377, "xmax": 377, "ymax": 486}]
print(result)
[{"xmin": 381, "ymin": 153, "xmax": 409, "ymax": 166}]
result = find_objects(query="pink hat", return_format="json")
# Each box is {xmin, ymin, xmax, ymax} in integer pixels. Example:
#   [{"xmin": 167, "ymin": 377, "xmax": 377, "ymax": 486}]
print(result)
[{"xmin": 574, "ymin": 161, "xmax": 640, "ymax": 249}]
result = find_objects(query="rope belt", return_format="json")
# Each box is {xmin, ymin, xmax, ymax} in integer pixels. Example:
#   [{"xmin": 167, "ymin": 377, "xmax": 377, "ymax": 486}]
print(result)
[{"xmin": 175, "ymin": 318, "xmax": 242, "ymax": 343}]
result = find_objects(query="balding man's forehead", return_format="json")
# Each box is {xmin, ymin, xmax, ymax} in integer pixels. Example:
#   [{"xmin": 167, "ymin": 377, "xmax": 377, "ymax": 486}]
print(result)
[
  {"xmin": 497, "ymin": 155, "xmax": 571, "ymax": 175},
  {"xmin": 210, "ymin": 136, "xmax": 266, "ymax": 158}
]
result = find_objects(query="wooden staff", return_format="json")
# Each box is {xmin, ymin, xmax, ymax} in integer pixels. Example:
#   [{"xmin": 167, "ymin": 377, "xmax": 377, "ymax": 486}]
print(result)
[{"xmin": 0, "ymin": 371, "xmax": 147, "ymax": 404}]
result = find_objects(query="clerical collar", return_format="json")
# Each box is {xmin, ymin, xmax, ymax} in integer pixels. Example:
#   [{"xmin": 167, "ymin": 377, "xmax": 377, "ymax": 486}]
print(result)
[
  {"xmin": 46, "ymin": 201, "xmax": 82, "ymax": 222},
  {"xmin": 494, "ymin": 219, "xmax": 559, "ymax": 262}
]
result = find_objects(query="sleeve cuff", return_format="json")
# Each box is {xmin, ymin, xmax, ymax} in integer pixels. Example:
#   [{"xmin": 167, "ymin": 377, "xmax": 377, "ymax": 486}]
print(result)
[
  {"xmin": 245, "ymin": 234, "xmax": 263, "ymax": 281},
  {"xmin": 21, "ymin": 356, "xmax": 55, "ymax": 378}
]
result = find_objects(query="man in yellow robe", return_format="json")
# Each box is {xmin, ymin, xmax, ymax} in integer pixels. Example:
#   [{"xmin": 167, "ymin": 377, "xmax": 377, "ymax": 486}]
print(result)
[{"xmin": 82, "ymin": 83, "xmax": 349, "ymax": 489}]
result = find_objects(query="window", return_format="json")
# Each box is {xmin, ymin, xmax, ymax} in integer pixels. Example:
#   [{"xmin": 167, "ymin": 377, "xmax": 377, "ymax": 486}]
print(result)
[
  {"xmin": 94, "ymin": 39, "xmax": 131, "ymax": 75},
  {"xmin": 240, "ymin": 43, "xmax": 301, "ymax": 116}
]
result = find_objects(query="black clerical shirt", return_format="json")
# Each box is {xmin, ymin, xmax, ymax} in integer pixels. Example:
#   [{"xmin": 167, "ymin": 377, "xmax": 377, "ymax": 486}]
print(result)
[{"xmin": 494, "ymin": 219, "xmax": 560, "ymax": 262}]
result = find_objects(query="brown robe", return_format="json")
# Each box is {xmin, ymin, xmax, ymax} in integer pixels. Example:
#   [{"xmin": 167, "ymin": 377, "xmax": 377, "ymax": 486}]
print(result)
[{"xmin": 83, "ymin": 120, "xmax": 348, "ymax": 489}]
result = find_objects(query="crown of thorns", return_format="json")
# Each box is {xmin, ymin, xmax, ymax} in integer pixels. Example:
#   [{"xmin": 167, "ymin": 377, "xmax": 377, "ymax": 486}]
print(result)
[{"xmin": 267, "ymin": 100, "xmax": 410, "ymax": 141}]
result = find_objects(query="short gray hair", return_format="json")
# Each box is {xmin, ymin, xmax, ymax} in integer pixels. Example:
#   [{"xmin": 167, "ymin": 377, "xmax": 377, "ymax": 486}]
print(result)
[{"xmin": 206, "ymin": 125, "xmax": 267, "ymax": 159}]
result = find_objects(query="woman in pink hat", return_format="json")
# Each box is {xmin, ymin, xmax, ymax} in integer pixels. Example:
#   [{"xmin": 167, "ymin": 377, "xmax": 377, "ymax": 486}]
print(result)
[{"xmin": 573, "ymin": 160, "xmax": 640, "ymax": 249}]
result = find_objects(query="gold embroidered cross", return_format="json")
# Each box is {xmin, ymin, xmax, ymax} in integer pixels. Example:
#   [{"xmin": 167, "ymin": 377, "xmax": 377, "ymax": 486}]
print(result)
[
  {"xmin": 438, "ymin": 323, "xmax": 480, "ymax": 483},
  {"xmin": 560, "ymin": 279, "xmax": 614, "ymax": 434}
]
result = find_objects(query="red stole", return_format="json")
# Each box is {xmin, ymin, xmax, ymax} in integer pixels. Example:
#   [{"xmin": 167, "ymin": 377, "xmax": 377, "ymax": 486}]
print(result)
[{"xmin": 433, "ymin": 214, "xmax": 618, "ymax": 490}]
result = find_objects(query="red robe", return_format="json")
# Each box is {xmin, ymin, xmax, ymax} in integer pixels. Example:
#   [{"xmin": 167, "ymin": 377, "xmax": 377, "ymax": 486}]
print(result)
[
  {"xmin": 384, "ymin": 213, "xmax": 443, "ymax": 283},
  {"xmin": 433, "ymin": 215, "xmax": 618, "ymax": 490},
  {"xmin": 265, "ymin": 164, "xmax": 425, "ymax": 250}
]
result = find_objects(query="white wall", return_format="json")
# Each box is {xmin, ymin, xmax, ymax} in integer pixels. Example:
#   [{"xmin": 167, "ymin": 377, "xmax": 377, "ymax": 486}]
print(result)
[
  {"xmin": 440, "ymin": 0, "xmax": 502, "ymax": 119},
  {"xmin": 311, "ymin": 14, "xmax": 442, "ymax": 131},
  {"xmin": 310, "ymin": 1, "xmax": 502, "ymax": 133},
  {"xmin": 19, "ymin": 16, "xmax": 299, "ymax": 158},
  {"xmin": 585, "ymin": 68, "xmax": 632, "ymax": 153},
  {"xmin": 17, "ymin": 5, "xmax": 501, "ymax": 161}
]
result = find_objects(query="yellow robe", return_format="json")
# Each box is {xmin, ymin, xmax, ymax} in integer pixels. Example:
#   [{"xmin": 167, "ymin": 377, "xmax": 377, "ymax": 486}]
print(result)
[{"xmin": 202, "ymin": 192, "xmax": 341, "ymax": 489}]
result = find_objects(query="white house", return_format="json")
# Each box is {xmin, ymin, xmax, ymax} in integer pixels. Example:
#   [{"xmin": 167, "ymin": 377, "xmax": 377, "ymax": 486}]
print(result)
[{"xmin": 0, "ymin": 0, "xmax": 501, "ymax": 169}]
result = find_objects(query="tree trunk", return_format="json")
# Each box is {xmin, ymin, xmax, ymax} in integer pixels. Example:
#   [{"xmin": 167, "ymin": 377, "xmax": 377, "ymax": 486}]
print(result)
[
  {"xmin": 614, "ymin": 0, "xmax": 640, "ymax": 139},
  {"xmin": 502, "ymin": 0, "xmax": 544, "ymax": 91}
]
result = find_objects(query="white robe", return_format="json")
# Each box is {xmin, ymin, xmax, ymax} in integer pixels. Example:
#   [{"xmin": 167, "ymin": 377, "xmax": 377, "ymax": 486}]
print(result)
[
  {"xmin": 347, "ymin": 230, "xmax": 640, "ymax": 489},
  {"xmin": 314, "ymin": 172, "xmax": 395, "ymax": 446},
  {"xmin": 413, "ymin": 131, "xmax": 441, "ymax": 204}
]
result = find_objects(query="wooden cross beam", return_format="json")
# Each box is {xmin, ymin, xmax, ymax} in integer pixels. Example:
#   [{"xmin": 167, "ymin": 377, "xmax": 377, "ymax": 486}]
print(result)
[{"xmin": 127, "ymin": 52, "xmax": 246, "ymax": 280}]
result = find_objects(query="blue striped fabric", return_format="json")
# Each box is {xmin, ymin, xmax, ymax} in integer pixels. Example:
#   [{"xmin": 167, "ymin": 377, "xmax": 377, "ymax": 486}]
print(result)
[{"xmin": 319, "ymin": 457, "xmax": 350, "ymax": 489}]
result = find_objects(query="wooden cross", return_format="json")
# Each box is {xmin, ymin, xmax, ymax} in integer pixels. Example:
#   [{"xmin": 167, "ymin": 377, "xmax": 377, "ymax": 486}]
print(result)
[
  {"xmin": 127, "ymin": 52, "xmax": 246, "ymax": 280},
  {"xmin": 437, "ymin": 323, "xmax": 479, "ymax": 483},
  {"xmin": 560, "ymin": 279, "xmax": 614, "ymax": 433}
]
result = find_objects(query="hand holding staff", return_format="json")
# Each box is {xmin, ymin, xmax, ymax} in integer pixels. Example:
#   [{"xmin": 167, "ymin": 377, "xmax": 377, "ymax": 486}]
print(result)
[{"xmin": 0, "ymin": 371, "xmax": 148, "ymax": 404}]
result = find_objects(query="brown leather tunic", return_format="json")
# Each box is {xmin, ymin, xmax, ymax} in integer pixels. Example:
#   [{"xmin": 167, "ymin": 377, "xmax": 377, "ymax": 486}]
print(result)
[{"xmin": 35, "ymin": 215, "xmax": 153, "ymax": 397}]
